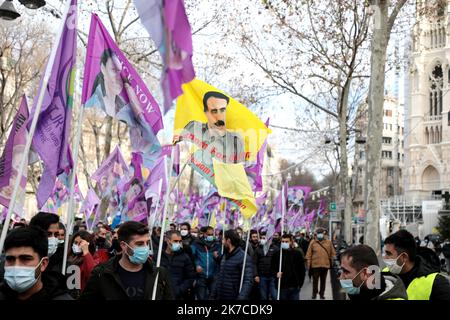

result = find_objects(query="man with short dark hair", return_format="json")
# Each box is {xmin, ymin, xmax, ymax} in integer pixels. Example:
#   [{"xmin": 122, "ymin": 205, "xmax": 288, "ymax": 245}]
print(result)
[
  {"xmin": 306, "ymin": 228, "xmax": 336, "ymax": 299},
  {"xmin": 161, "ymin": 230, "xmax": 195, "ymax": 299},
  {"xmin": 29, "ymin": 212, "xmax": 63, "ymax": 273},
  {"xmin": 192, "ymin": 226, "xmax": 221, "ymax": 300},
  {"xmin": 0, "ymin": 226, "xmax": 72, "ymax": 300},
  {"xmin": 339, "ymin": 244, "xmax": 407, "ymax": 300},
  {"xmin": 383, "ymin": 229, "xmax": 450, "ymax": 300},
  {"xmin": 80, "ymin": 221, "xmax": 173, "ymax": 300},
  {"xmin": 271, "ymin": 234, "xmax": 305, "ymax": 300},
  {"xmin": 255, "ymin": 232, "xmax": 278, "ymax": 300},
  {"xmin": 210, "ymin": 230, "xmax": 253, "ymax": 300}
]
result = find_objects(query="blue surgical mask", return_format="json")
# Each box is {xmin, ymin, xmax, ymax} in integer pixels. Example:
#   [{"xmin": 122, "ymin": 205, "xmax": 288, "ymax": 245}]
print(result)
[
  {"xmin": 339, "ymin": 268, "xmax": 365, "ymax": 295},
  {"xmin": 171, "ymin": 243, "xmax": 182, "ymax": 252},
  {"xmin": 281, "ymin": 243, "xmax": 290, "ymax": 250},
  {"xmin": 48, "ymin": 237, "xmax": 59, "ymax": 257},
  {"xmin": 206, "ymin": 236, "xmax": 214, "ymax": 242},
  {"xmin": 317, "ymin": 233, "xmax": 324, "ymax": 240},
  {"xmin": 4, "ymin": 259, "xmax": 43, "ymax": 293},
  {"xmin": 125, "ymin": 243, "xmax": 150, "ymax": 265}
]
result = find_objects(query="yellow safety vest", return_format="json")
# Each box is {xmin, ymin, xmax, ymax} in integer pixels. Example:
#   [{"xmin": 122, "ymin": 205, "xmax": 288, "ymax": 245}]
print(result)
[
  {"xmin": 406, "ymin": 273, "xmax": 438, "ymax": 300},
  {"xmin": 381, "ymin": 267, "xmax": 438, "ymax": 300}
]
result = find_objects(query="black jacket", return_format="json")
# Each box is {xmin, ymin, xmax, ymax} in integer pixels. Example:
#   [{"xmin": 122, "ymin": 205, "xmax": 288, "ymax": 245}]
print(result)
[
  {"xmin": 348, "ymin": 272, "xmax": 408, "ymax": 301},
  {"xmin": 0, "ymin": 270, "xmax": 73, "ymax": 300},
  {"xmin": 399, "ymin": 256, "xmax": 450, "ymax": 300},
  {"xmin": 160, "ymin": 249, "xmax": 196, "ymax": 299},
  {"xmin": 255, "ymin": 244, "xmax": 279, "ymax": 277},
  {"xmin": 271, "ymin": 248, "xmax": 305, "ymax": 289},
  {"xmin": 79, "ymin": 256, "xmax": 174, "ymax": 300},
  {"xmin": 211, "ymin": 246, "xmax": 253, "ymax": 300},
  {"xmin": 181, "ymin": 234, "xmax": 195, "ymax": 263}
]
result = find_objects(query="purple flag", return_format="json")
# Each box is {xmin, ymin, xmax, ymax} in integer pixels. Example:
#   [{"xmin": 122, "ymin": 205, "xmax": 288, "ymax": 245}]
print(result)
[
  {"xmin": 134, "ymin": 0, "xmax": 195, "ymax": 113},
  {"xmin": 0, "ymin": 96, "xmax": 29, "ymax": 214},
  {"xmin": 91, "ymin": 145, "xmax": 128, "ymax": 196},
  {"xmin": 80, "ymin": 188, "xmax": 100, "ymax": 231},
  {"xmin": 29, "ymin": 1, "xmax": 77, "ymax": 209},
  {"xmin": 246, "ymin": 118, "xmax": 269, "ymax": 192},
  {"xmin": 144, "ymin": 155, "xmax": 168, "ymax": 202},
  {"xmin": 287, "ymin": 185, "xmax": 312, "ymax": 207},
  {"xmin": 161, "ymin": 144, "xmax": 180, "ymax": 176},
  {"xmin": 116, "ymin": 153, "xmax": 148, "ymax": 223},
  {"xmin": 82, "ymin": 14, "xmax": 163, "ymax": 168}
]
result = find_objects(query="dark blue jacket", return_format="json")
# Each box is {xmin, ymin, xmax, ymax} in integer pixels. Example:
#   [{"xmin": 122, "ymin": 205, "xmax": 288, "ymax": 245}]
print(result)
[
  {"xmin": 160, "ymin": 249, "xmax": 196, "ymax": 299},
  {"xmin": 210, "ymin": 246, "xmax": 253, "ymax": 300},
  {"xmin": 191, "ymin": 238, "xmax": 221, "ymax": 279}
]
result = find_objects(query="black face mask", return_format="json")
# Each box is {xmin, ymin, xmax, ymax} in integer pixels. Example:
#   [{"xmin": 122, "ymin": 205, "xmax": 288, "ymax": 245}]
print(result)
[
  {"xmin": 273, "ymin": 238, "xmax": 280, "ymax": 244},
  {"xmin": 96, "ymin": 237, "xmax": 107, "ymax": 248},
  {"xmin": 111, "ymin": 238, "xmax": 121, "ymax": 252}
]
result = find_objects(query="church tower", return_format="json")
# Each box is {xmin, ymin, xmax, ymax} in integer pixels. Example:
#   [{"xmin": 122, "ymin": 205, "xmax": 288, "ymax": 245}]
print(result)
[{"xmin": 405, "ymin": 0, "xmax": 450, "ymax": 201}]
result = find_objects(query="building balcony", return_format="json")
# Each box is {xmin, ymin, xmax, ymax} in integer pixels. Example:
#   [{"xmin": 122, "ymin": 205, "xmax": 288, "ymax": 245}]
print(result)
[{"xmin": 424, "ymin": 115, "xmax": 442, "ymax": 123}]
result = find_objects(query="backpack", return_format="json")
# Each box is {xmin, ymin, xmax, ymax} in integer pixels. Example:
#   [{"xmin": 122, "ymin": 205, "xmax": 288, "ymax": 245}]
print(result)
[
  {"xmin": 442, "ymin": 243, "xmax": 450, "ymax": 259},
  {"xmin": 416, "ymin": 246, "xmax": 441, "ymax": 272}
]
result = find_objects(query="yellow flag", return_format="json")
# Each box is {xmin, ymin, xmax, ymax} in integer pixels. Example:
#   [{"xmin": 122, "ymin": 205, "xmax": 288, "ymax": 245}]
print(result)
[
  {"xmin": 174, "ymin": 78, "xmax": 271, "ymax": 162},
  {"xmin": 191, "ymin": 216, "xmax": 199, "ymax": 229},
  {"xmin": 212, "ymin": 159, "xmax": 257, "ymax": 219},
  {"xmin": 210, "ymin": 211, "xmax": 217, "ymax": 229}
]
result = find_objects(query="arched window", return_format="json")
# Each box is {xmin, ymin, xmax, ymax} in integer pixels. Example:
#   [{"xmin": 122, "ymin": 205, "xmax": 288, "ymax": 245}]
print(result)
[{"xmin": 430, "ymin": 64, "xmax": 443, "ymax": 116}]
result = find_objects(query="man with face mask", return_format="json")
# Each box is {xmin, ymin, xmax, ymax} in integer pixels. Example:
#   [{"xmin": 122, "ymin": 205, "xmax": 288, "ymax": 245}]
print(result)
[
  {"xmin": 383, "ymin": 230, "xmax": 450, "ymax": 300},
  {"xmin": 80, "ymin": 221, "xmax": 174, "ymax": 300},
  {"xmin": 210, "ymin": 230, "xmax": 253, "ymax": 300},
  {"xmin": 0, "ymin": 226, "xmax": 73, "ymax": 300},
  {"xmin": 93, "ymin": 225, "xmax": 112, "ymax": 264},
  {"xmin": 29, "ymin": 212, "xmax": 65, "ymax": 275},
  {"xmin": 270, "ymin": 234, "xmax": 305, "ymax": 300},
  {"xmin": 160, "ymin": 230, "xmax": 196, "ymax": 300},
  {"xmin": 180, "ymin": 222, "xmax": 195, "ymax": 263},
  {"xmin": 191, "ymin": 226, "xmax": 221, "ymax": 300},
  {"xmin": 339, "ymin": 244, "xmax": 407, "ymax": 300},
  {"xmin": 255, "ymin": 232, "xmax": 279, "ymax": 300},
  {"xmin": 305, "ymin": 228, "xmax": 336, "ymax": 299}
]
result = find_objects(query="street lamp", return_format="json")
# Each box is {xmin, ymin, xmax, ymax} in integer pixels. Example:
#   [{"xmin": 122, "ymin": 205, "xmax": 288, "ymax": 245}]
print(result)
[
  {"xmin": 19, "ymin": 0, "xmax": 45, "ymax": 9},
  {"xmin": 0, "ymin": 0, "xmax": 46, "ymax": 20},
  {"xmin": 0, "ymin": 0, "xmax": 20, "ymax": 20},
  {"xmin": 294, "ymin": 167, "xmax": 300, "ymax": 176}
]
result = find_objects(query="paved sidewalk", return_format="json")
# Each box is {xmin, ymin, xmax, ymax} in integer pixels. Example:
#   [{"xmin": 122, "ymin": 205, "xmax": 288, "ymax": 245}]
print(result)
[{"xmin": 300, "ymin": 270, "xmax": 334, "ymax": 300}]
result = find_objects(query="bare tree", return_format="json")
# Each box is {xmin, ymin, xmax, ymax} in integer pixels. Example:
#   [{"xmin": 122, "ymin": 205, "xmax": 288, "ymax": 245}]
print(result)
[
  {"xmin": 364, "ymin": 0, "xmax": 408, "ymax": 254},
  {"xmin": 0, "ymin": 20, "xmax": 52, "ymax": 147},
  {"xmin": 234, "ymin": 0, "xmax": 371, "ymax": 242}
]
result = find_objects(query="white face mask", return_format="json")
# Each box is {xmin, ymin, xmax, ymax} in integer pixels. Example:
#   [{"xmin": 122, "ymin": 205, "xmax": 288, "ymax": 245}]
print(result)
[
  {"xmin": 72, "ymin": 244, "xmax": 82, "ymax": 254},
  {"xmin": 383, "ymin": 253, "xmax": 405, "ymax": 275},
  {"xmin": 180, "ymin": 230, "xmax": 189, "ymax": 237},
  {"xmin": 191, "ymin": 233, "xmax": 198, "ymax": 238},
  {"xmin": 48, "ymin": 237, "xmax": 59, "ymax": 257},
  {"xmin": 260, "ymin": 239, "xmax": 267, "ymax": 245}
]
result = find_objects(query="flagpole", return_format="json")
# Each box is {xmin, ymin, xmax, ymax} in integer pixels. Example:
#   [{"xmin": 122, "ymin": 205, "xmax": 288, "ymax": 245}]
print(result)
[
  {"xmin": 239, "ymin": 219, "xmax": 251, "ymax": 293},
  {"xmin": 152, "ymin": 148, "xmax": 175, "ymax": 300},
  {"xmin": 148, "ymin": 179, "xmax": 163, "ymax": 254},
  {"xmin": 277, "ymin": 184, "xmax": 286, "ymax": 300},
  {"xmin": 0, "ymin": 0, "xmax": 73, "ymax": 255},
  {"xmin": 62, "ymin": 104, "xmax": 84, "ymax": 274}
]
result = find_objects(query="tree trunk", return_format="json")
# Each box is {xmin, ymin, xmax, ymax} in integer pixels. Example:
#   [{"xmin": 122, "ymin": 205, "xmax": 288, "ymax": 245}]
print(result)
[
  {"xmin": 103, "ymin": 116, "xmax": 113, "ymax": 162},
  {"xmin": 364, "ymin": 3, "xmax": 390, "ymax": 255},
  {"xmin": 339, "ymin": 84, "xmax": 352, "ymax": 244}
]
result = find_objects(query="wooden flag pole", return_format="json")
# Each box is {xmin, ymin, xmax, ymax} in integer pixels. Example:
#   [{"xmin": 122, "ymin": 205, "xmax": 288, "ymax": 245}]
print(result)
[
  {"xmin": 277, "ymin": 185, "xmax": 286, "ymax": 300},
  {"xmin": 0, "ymin": 0, "xmax": 73, "ymax": 255},
  {"xmin": 152, "ymin": 148, "xmax": 174, "ymax": 300}
]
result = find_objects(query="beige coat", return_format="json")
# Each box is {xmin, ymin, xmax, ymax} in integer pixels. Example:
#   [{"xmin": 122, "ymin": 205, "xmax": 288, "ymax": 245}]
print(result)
[{"xmin": 306, "ymin": 239, "xmax": 336, "ymax": 269}]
